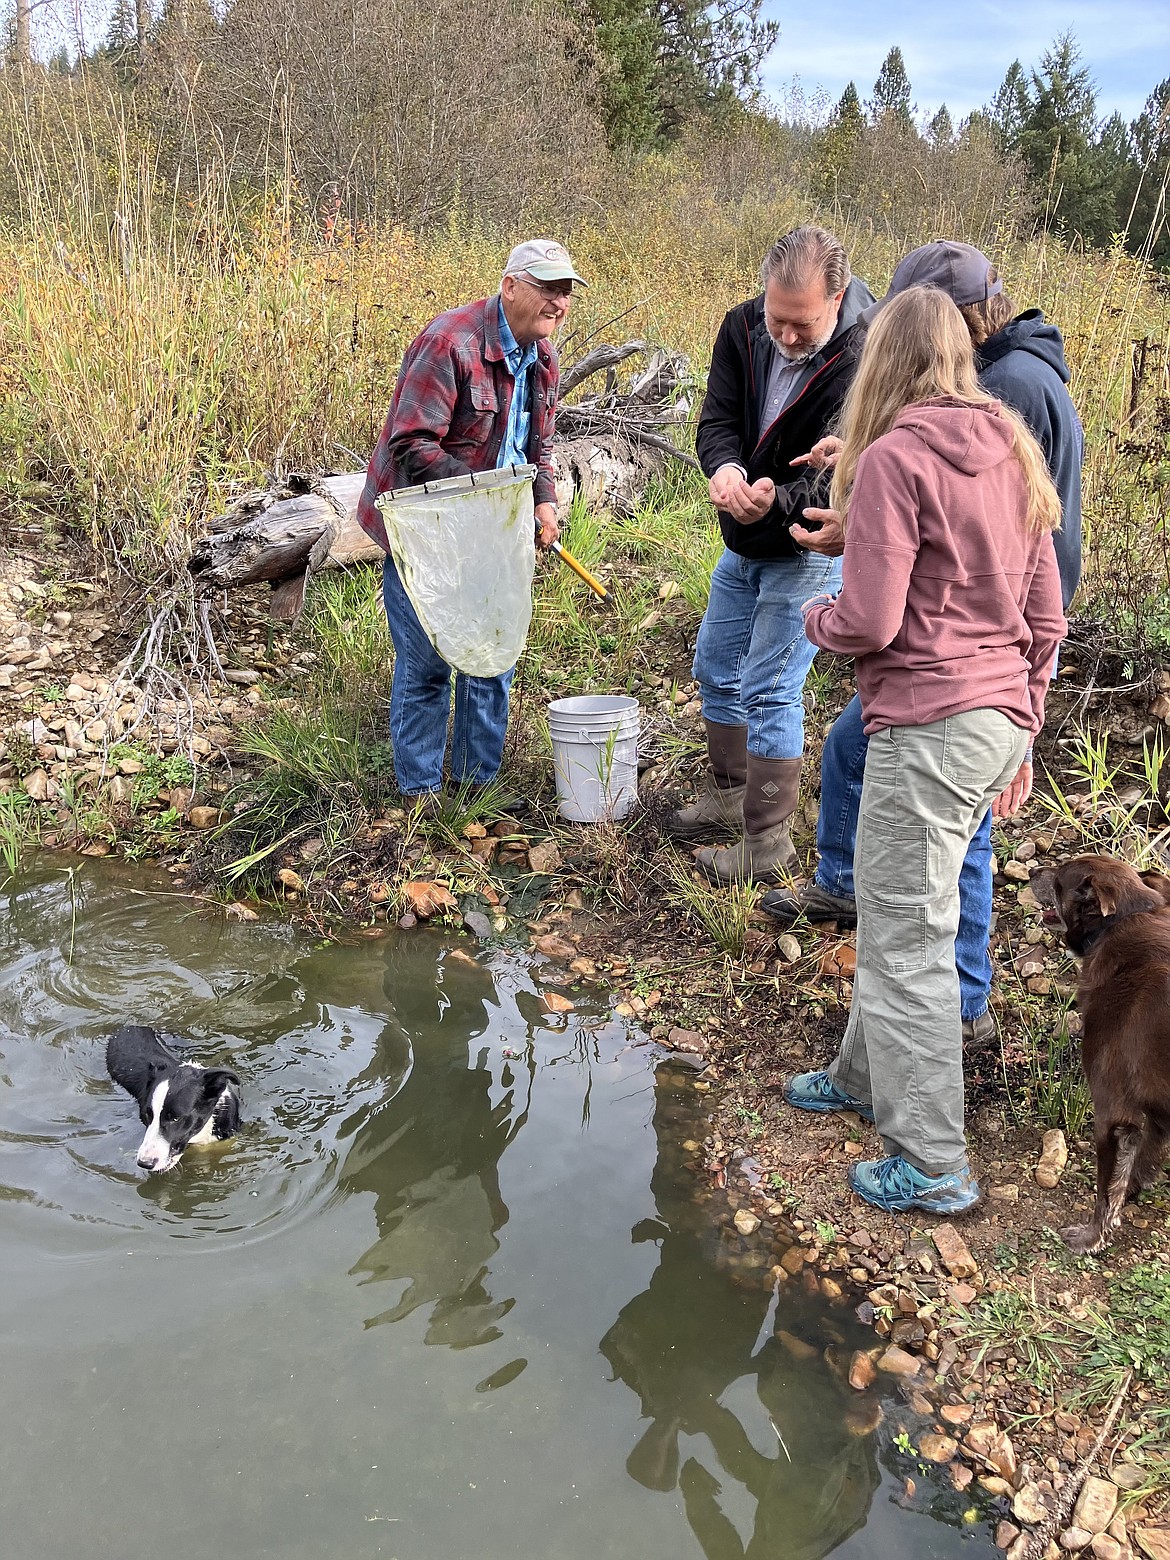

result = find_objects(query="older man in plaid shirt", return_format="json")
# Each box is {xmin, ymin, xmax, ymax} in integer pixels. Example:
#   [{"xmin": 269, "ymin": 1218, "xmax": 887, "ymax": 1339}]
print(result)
[{"xmin": 357, "ymin": 239, "xmax": 588, "ymax": 808}]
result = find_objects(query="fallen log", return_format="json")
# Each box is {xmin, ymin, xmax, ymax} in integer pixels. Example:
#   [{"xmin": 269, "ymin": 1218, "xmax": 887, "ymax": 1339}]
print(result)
[
  {"xmin": 187, "ymin": 341, "xmax": 695, "ymax": 619},
  {"xmin": 188, "ymin": 474, "xmax": 380, "ymax": 619}
]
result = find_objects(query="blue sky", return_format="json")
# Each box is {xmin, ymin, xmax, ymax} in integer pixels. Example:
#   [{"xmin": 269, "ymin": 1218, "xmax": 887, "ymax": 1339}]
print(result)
[{"xmin": 759, "ymin": 0, "xmax": 1169, "ymax": 124}]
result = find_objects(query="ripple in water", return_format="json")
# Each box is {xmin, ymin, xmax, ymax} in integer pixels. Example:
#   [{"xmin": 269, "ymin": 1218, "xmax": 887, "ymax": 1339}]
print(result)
[{"xmin": 0, "ymin": 863, "xmax": 420, "ymax": 1245}]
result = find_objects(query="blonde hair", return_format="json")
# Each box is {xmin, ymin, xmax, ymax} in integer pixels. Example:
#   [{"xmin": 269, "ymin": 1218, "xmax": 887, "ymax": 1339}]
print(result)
[{"xmin": 830, "ymin": 287, "xmax": 1060, "ymax": 535}]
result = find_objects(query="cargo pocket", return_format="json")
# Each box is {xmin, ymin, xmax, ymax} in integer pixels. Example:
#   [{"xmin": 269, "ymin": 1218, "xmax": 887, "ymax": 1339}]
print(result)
[{"xmin": 857, "ymin": 818, "xmax": 930, "ymax": 973}]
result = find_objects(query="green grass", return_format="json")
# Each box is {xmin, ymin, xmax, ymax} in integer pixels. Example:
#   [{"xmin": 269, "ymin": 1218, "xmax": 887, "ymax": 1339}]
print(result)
[
  {"xmin": 233, "ymin": 571, "xmax": 393, "ymax": 801},
  {"xmin": 1038, "ymin": 725, "xmax": 1168, "ymax": 864},
  {"xmin": 0, "ymin": 788, "xmax": 39, "ymax": 877},
  {"xmin": 1007, "ymin": 986, "xmax": 1093, "ymax": 1138},
  {"xmin": 957, "ymin": 1259, "xmax": 1170, "ymax": 1448},
  {"xmin": 959, "ymin": 1283, "xmax": 1067, "ymax": 1392},
  {"xmin": 662, "ymin": 852, "xmax": 760, "ymax": 957},
  {"xmin": 610, "ymin": 468, "xmax": 723, "ymax": 613},
  {"xmin": 1071, "ymin": 1263, "xmax": 1170, "ymax": 1414}
]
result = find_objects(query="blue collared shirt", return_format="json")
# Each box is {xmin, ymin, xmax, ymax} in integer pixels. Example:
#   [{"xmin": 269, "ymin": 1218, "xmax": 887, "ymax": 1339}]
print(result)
[{"xmin": 497, "ymin": 297, "xmax": 538, "ymax": 470}]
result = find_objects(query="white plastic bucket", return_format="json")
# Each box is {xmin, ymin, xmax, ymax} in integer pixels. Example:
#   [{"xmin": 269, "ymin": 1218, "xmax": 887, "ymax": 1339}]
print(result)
[{"xmin": 547, "ymin": 695, "xmax": 641, "ymax": 822}]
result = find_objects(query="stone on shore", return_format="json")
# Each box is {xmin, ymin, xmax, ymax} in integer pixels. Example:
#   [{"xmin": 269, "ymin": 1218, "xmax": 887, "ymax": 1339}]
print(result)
[
  {"xmin": 933, "ymin": 1223, "xmax": 977, "ymax": 1279},
  {"xmin": 1073, "ymin": 1478, "xmax": 1119, "ymax": 1537},
  {"xmin": 876, "ymin": 1345, "xmax": 920, "ymax": 1377}
]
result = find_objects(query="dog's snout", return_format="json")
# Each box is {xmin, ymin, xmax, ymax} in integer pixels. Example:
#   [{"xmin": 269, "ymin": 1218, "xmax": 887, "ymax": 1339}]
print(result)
[{"xmin": 1030, "ymin": 867, "xmax": 1057, "ymax": 906}]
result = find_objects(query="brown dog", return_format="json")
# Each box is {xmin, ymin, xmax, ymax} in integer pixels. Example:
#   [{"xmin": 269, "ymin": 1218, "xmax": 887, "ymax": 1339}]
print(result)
[{"xmin": 1031, "ymin": 854, "xmax": 1170, "ymax": 1254}]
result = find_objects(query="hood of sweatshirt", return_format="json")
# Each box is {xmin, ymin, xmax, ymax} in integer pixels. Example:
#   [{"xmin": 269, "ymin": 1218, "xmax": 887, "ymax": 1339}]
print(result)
[
  {"xmin": 891, "ymin": 397, "xmax": 1016, "ymax": 477},
  {"xmin": 977, "ymin": 309, "xmax": 1072, "ymax": 386}
]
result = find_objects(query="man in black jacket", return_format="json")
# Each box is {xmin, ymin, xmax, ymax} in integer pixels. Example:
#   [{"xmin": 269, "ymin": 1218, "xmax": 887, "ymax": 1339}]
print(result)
[{"xmin": 667, "ymin": 225, "xmax": 874, "ymax": 885}]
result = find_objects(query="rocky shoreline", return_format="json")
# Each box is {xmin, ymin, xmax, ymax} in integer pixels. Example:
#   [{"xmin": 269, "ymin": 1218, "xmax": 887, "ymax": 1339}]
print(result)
[{"xmin": 688, "ymin": 1165, "xmax": 1161, "ymax": 1560}]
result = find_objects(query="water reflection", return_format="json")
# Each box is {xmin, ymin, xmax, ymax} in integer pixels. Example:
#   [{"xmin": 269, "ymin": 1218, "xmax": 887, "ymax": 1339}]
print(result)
[
  {"xmin": 602, "ymin": 1071, "xmax": 880, "ymax": 1560},
  {"xmin": 341, "ymin": 947, "xmax": 526, "ymax": 1345},
  {"xmin": 0, "ymin": 862, "xmax": 988, "ymax": 1560}
]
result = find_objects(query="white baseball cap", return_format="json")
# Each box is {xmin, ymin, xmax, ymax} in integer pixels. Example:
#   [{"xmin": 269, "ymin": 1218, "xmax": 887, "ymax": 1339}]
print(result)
[{"xmin": 502, "ymin": 238, "xmax": 589, "ymax": 287}]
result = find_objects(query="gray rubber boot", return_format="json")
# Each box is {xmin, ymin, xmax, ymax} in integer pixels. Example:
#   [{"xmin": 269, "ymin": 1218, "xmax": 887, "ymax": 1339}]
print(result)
[
  {"xmin": 664, "ymin": 721, "xmax": 748, "ymax": 842},
  {"xmin": 695, "ymin": 756, "xmax": 802, "ymax": 886}
]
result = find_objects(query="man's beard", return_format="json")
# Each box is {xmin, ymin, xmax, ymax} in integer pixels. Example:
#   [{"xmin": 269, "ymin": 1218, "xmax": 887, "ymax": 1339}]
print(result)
[{"xmin": 772, "ymin": 324, "xmax": 835, "ymax": 364}]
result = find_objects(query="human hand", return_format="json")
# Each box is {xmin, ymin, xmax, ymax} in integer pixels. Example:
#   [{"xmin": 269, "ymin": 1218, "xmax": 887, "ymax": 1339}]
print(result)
[
  {"xmin": 790, "ymin": 507, "xmax": 845, "ymax": 556},
  {"xmin": 992, "ymin": 760, "xmax": 1033, "ymax": 819},
  {"xmin": 728, "ymin": 477, "xmax": 776, "ymax": 524},
  {"xmin": 709, "ymin": 467, "xmax": 776, "ymax": 523},
  {"xmin": 535, "ymin": 504, "xmax": 560, "ymax": 549},
  {"xmin": 790, "ymin": 435, "xmax": 843, "ymax": 471},
  {"xmin": 708, "ymin": 464, "xmax": 748, "ymax": 510},
  {"xmin": 801, "ymin": 591, "xmax": 836, "ymax": 614}
]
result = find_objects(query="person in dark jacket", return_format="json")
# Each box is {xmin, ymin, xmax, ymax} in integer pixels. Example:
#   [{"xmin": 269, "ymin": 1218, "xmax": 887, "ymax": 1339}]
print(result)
[
  {"xmin": 976, "ymin": 308, "xmax": 1082, "ymax": 608},
  {"xmin": 665, "ymin": 225, "xmax": 874, "ymax": 885},
  {"xmin": 763, "ymin": 241, "xmax": 1084, "ymax": 1049}
]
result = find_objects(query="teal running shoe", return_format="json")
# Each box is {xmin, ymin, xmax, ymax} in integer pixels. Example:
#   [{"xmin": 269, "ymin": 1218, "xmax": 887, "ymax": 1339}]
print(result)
[
  {"xmin": 784, "ymin": 1070, "xmax": 875, "ymax": 1122},
  {"xmin": 848, "ymin": 1154, "xmax": 980, "ymax": 1214}
]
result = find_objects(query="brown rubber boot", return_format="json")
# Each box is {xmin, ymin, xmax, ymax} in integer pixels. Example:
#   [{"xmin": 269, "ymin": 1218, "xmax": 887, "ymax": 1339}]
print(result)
[
  {"xmin": 663, "ymin": 720, "xmax": 748, "ymax": 842},
  {"xmin": 695, "ymin": 755, "xmax": 802, "ymax": 886}
]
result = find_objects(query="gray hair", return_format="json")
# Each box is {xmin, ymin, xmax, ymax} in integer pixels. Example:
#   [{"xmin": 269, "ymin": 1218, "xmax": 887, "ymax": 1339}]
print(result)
[{"xmin": 759, "ymin": 225, "xmax": 851, "ymax": 297}]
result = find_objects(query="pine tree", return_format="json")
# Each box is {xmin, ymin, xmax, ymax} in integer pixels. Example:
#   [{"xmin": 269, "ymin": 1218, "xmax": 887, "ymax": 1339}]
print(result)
[
  {"xmin": 833, "ymin": 81, "xmax": 865, "ymax": 140},
  {"xmin": 928, "ymin": 104, "xmax": 954, "ymax": 146},
  {"xmin": 1127, "ymin": 78, "xmax": 1170, "ymax": 266},
  {"xmin": 1016, "ymin": 34, "xmax": 1116, "ymax": 243},
  {"xmin": 579, "ymin": 0, "xmax": 778, "ymax": 150},
  {"xmin": 867, "ymin": 47, "xmax": 913, "ymax": 130},
  {"xmin": 820, "ymin": 80, "xmax": 865, "ymax": 193},
  {"xmin": 987, "ymin": 60, "xmax": 1030, "ymax": 153}
]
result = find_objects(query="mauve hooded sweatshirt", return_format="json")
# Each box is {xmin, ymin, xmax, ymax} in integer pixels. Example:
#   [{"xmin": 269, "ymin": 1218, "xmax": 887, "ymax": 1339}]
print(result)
[{"xmin": 802, "ymin": 398, "xmax": 1066, "ymax": 736}]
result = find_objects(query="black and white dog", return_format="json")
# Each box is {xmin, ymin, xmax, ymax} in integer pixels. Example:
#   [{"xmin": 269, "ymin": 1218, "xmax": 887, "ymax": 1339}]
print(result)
[{"xmin": 106, "ymin": 1025, "xmax": 242, "ymax": 1173}]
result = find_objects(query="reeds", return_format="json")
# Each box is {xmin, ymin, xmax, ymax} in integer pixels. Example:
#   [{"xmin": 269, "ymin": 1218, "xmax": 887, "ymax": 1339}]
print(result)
[{"xmin": 1, "ymin": 70, "xmax": 1166, "ymax": 616}]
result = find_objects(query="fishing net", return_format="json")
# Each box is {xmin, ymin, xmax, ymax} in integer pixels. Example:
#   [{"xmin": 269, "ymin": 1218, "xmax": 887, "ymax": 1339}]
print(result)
[{"xmin": 376, "ymin": 466, "xmax": 536, "ymax": 677}]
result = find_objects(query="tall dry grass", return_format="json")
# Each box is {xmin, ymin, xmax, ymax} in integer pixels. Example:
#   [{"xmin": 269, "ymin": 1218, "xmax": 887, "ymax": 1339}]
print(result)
[{"xmin": 0, "ymin": 72, "xmax": 1167, "ymax": 627}]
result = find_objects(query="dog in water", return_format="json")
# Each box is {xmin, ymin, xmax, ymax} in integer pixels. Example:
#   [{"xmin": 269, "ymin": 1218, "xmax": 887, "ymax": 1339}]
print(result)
[
  {"xmin": 1031, "ymin": 854, "xmax": 1170, "ymax": 1253},
  {"xmin": 106, "ymin": 1025, "xmax": 242, "ymax": 1173}
]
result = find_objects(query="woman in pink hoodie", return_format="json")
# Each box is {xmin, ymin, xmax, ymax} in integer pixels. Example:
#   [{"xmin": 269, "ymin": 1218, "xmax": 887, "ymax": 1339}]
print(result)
[{"xmin": 784, "ymin": 286, "xmax": 1065, "ymax": 1214}]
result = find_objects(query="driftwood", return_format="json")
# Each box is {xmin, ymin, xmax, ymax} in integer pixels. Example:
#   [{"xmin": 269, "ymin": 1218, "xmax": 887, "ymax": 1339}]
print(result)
[
  {"xmin": 189, "ymin": 473, "xmax": 381, "ymax": 619},
  {"xmin": 187, "ymin": 341, "xmax": 695, "ymax": 619}
]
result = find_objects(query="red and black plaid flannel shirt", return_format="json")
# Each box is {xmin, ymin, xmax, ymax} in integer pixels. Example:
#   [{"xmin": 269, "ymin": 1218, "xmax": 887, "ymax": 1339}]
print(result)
[{"xmin": 357, "ymin": 296, "xmax": 559, "ymax": 553}]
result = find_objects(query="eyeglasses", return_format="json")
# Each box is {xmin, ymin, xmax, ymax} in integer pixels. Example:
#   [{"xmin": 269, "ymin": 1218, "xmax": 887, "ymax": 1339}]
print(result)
[{"xmin": 519, "ymin": 275, "xmax": 574, "ymax": 302}]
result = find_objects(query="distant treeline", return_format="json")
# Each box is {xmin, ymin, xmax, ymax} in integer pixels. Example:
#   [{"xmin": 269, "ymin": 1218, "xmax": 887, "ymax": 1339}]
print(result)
[{"xmin": 0, "ymin": 4, "xmax": 1166, "ymax": 266}]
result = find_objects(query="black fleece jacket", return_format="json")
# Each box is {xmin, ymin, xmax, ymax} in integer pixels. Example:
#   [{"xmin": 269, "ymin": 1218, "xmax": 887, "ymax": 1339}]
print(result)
[{"xmin": 695, "ymin": 276, "xmax": 874, "ymax": 559}]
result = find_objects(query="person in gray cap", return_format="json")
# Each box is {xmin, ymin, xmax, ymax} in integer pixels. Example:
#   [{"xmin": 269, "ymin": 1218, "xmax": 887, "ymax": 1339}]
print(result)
[
  {"xmin": 356, "ymin": 238, "xmax": 588, "ymax": 807},
  {"xmin": 763, "ymin": 239, "xmax": 1083, "ymax": 1049}
]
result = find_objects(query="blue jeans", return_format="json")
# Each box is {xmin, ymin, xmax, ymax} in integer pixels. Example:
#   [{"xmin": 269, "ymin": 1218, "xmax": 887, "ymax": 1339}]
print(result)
[
  {"xmin": 382, "ymin": 557, "xmax": 513, "ymax": 796},
  {"xmin": 693, "ymin": 548, "xmax": 843, "ymax": 759},
  {"xmin": 816, "ymin": 693, "xmax": 994, "ymax": 1021}
]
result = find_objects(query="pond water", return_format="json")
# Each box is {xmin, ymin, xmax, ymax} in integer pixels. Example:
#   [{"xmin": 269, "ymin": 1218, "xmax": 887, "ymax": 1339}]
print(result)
[{"xmin": 0, "ymin": 862, "xmax": 994, "ymax": 1560}]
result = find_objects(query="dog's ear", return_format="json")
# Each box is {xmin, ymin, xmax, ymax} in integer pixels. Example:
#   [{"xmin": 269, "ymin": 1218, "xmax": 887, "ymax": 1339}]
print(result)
[
  {"xmin": 1093, "ymin": 879, "xmax": 1118, "ymax": 918},
  {"xmin": 1067, "ymin": 872, "xmax": 1108, "ymax": 922},
  {"xmin": 200, "ymin": 1067, "xmax": 240, "ymax": 1098}
]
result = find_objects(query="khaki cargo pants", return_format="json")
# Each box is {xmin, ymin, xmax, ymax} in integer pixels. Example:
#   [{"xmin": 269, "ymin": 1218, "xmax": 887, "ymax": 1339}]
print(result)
[{"xmin": 828, "ymin": 709, "xmax": 1028, "ymax": 1174}]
